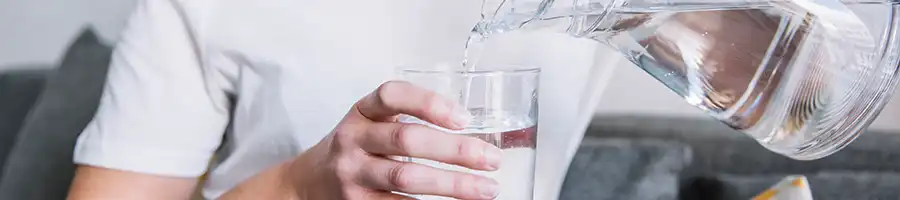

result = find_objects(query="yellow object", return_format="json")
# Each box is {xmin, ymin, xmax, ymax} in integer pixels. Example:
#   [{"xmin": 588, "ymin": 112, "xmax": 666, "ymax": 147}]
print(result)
[
  {"xmin": 752, "ymin": 189, "xmax": 778, "ymax": 200},
  {"xmin": 751, "ymin": 176, "xmax": 813, "ymax": 200},
  {"xmin": 791, "ymin": 178, "xmax": 805, "ymax": 187}
]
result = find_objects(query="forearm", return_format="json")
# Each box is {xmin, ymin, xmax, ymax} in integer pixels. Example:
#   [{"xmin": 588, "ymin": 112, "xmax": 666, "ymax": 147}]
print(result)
[
  {"xmin": 218, "ymin": 160, "xmax": 300, "ymax": 200},
  {"xmin": 68, "ymin": 166, "xmax": 198, "ymax": 200}
]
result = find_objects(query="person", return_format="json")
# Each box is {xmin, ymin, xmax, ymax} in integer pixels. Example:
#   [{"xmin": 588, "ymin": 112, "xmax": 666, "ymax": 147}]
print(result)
[
  {"xmin": 65, "ymin": 0, "xmax": 611, "ymax": 199},
  {"xmin": 68, "ymin": 0, "xmax": 816, "ymax": 198}
]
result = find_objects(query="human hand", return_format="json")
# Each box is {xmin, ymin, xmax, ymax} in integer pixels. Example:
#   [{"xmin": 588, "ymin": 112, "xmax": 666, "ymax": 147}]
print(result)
[{"xmin": 287, "ymin": 81, "xmax": 503, "ymax": 200}]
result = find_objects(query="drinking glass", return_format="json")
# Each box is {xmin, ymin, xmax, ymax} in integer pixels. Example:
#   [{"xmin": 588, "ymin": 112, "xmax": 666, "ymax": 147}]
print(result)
[{"xmin": 396, "ymin": 66, "xmax": 540, "ymax": 200}]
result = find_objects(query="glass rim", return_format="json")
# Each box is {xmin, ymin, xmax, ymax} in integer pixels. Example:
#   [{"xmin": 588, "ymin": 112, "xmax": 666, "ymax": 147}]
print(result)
[{"xmin": 397, "ymin": 66, "xmax": 541, "ymax": 76}]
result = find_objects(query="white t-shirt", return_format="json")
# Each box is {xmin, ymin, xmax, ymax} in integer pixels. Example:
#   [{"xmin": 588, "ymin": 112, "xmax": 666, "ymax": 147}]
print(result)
[{"xmin": 72, "ymin": 0, "xmax": 621, "ymax": 199}]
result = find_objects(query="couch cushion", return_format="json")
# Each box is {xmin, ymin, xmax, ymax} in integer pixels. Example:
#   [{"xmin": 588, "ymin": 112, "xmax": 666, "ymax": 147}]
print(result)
[
  {"xmin": 0, "ymin": 69, "xmax": 49, "ymax": 174},
  {"xmin": 586, "ymin": 115, "xmax": 900, "ymax": 174},
  {"xmin": 0, "ymin": 27, "xmax": 113, "ymax": 200},
  {"xmin": 584, "ymin": 115, "xmax": 900, "ymax": 199},
  {"xmin": 559, "ymin": 138, "xmax": 691, "ymax": 200}
]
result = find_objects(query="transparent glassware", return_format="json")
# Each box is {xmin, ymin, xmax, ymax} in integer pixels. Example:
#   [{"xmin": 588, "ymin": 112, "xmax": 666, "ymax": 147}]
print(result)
[
  {"xmin": 470, "ymin": 0, "xmax": 900, "ymax": 160},
  {"xmin": 396, "ymin": 66, "xmax": 540, "ymax": 200}
]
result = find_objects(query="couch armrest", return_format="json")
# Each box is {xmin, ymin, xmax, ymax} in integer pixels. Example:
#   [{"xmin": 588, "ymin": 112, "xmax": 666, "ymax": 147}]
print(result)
[{"xmin": 0, "ymin": 68, "xmax": 53, "ymax": 174}]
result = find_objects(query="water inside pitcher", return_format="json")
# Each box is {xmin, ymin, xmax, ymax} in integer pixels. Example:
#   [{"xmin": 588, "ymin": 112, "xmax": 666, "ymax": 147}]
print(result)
[{"xmin": 470, "ymin": 0, "xmax": 900, "ymax": 160}]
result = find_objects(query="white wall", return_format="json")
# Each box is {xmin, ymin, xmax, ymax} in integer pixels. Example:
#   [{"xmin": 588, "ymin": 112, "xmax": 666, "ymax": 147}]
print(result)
[
  {"xmin": 2, "ymin": 0, "xmax": 899, "ymax": 131},
  {"xmin": 0, "ymin": 0, "xmax": 137, "ymax": 69}
]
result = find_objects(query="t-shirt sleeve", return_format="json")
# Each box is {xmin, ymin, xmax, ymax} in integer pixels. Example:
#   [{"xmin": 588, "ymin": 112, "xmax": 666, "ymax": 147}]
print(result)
[{"xmin": 73, "ymin": 0, "xmax": 230, "ymax": 178}]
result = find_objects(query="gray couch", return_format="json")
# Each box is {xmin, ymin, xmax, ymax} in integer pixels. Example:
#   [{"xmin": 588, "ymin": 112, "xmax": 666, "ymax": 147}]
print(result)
[
  {"xmin": 0, "ymin": 28, "xmax": 112, "ymax": 200},
  {"xmin": 3, "ymin": 28, "xmax": 900, "ymax": 200},
  {"xmin": 569, "ymin": 116, "xmax": 900, "ymax": 200}
]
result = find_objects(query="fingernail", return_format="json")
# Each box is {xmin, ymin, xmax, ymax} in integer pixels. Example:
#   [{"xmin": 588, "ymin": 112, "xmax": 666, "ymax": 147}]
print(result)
[
  {"xmin": 483, "ymin": 146, "xmax": 502, "ymax": 170},
  {"xmin": 478, "ymin": 179, "xmax": 500, "ymax": 199},
  {"xmin": 450, "ymin": 104, "xmax": 472, "ymax": 128}
]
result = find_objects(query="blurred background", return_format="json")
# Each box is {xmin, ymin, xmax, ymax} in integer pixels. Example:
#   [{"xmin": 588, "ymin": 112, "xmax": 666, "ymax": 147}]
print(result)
[{"xmin": 3, "ymin": 0, "xmax": 900, "ymax": 200}]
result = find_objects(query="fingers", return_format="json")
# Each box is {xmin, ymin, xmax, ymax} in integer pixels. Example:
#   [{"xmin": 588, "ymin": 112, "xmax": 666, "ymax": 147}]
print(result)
[
  {"xmin": 363, "ymin": 191, "xmax": 418, "ymax": 200},
  {"xmin": 357, "ymin": 156, "xmax": 500, "ymax": 200},
  {"xmin": 355, "ymin": 81, "xmax": 471, "ymax": 129},
  {"xmin": 358, "ymin": 122, "xmax": 502, "ymax": 170}
]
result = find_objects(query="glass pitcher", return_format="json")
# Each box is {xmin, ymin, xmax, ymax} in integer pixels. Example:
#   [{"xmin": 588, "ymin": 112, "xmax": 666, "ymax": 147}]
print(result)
[{"xmin": 469, "ymin": 0, "xmax": 900, "ymax": 160}]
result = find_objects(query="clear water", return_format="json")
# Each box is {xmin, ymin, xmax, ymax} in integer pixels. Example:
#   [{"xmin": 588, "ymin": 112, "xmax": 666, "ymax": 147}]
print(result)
[
  {"xmin": 465, "ymin": 1, "xmax": 888, "ymax": 158},
  {"xmin": 399, "ymin": 114, "xmax": 537, "ymax": 200}
]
